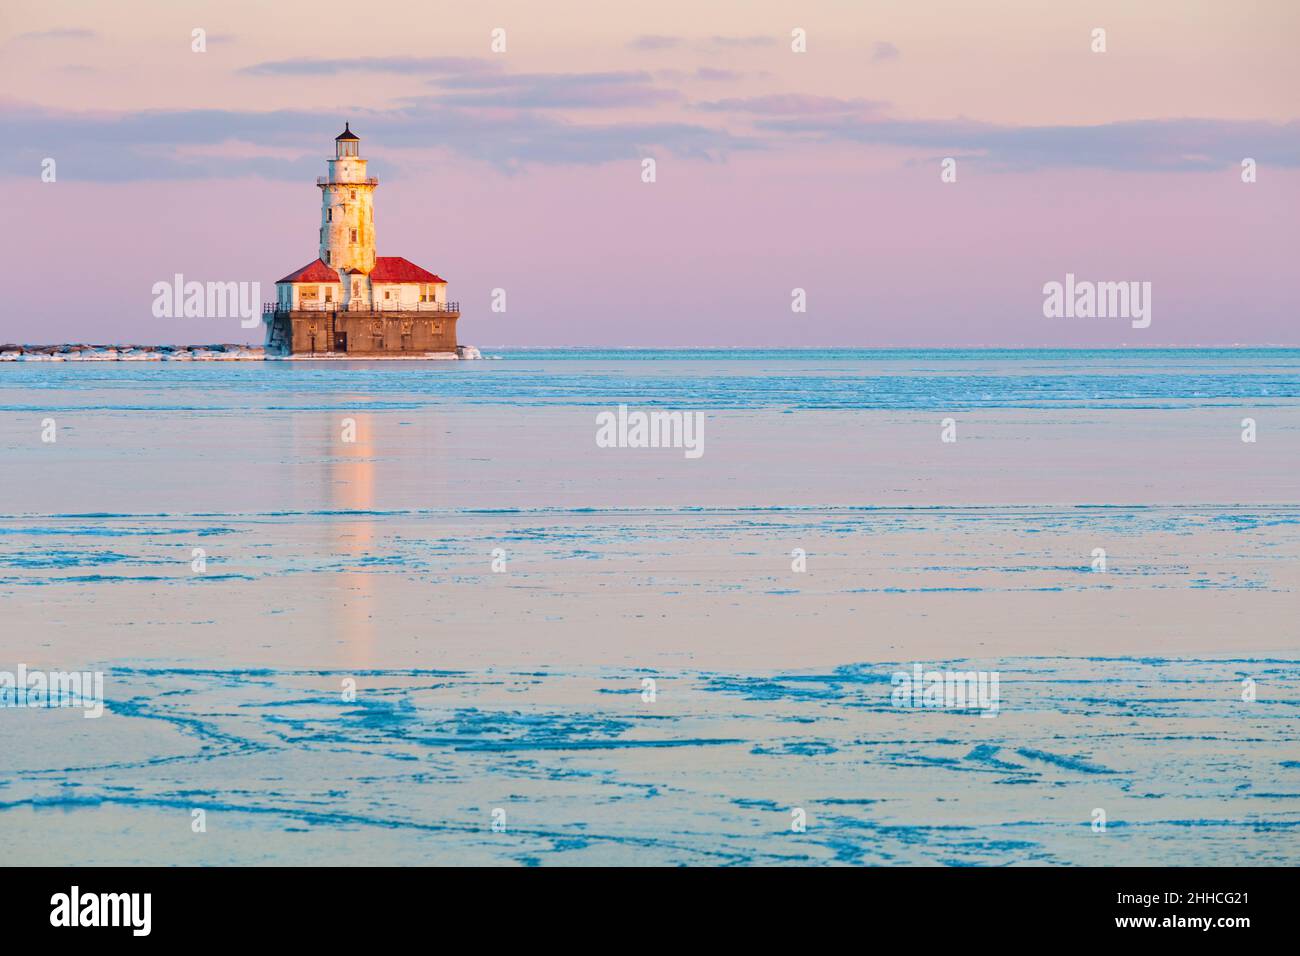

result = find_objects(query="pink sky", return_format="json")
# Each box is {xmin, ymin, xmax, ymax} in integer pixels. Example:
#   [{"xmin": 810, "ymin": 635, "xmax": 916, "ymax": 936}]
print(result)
[{"xmin": 3, "ymin": 0, "xmax": 1298, "ymax": 346}]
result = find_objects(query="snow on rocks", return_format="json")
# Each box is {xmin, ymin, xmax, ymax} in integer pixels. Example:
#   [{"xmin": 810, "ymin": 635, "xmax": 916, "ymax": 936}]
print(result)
[{"xmin": 1, "ymin": 345, "xmax": 267, "ymax": 361}]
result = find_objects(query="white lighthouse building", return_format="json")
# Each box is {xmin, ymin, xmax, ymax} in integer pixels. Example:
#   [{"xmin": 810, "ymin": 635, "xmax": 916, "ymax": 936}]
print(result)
[{"xmin": 266, "ymin": 125, "xmax": 460, "ymax": 355}]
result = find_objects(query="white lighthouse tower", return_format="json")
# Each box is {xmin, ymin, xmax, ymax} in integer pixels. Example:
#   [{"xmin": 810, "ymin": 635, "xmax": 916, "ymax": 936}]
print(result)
[{"xmin": 318, "ymin": 123, "xmax": 376, "ymax": 275}]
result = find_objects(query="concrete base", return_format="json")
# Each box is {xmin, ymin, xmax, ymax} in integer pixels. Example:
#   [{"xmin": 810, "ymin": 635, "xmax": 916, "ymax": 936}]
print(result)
[
  {"xmin": 268, "ymin": 352, "xmax": 461, "ymax": 361},
  {"xmin": 265, "ymin": 309, "xmax": 459, "ymax": 356}
]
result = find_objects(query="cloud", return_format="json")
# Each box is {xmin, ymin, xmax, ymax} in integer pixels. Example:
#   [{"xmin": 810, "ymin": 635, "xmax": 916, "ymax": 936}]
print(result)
[
  {"xmin": 628, "ymin": 35, "xmax": 682, "ymax": 51},
  {"xmin": 245, "ymin": 59, "xmax": 675, "ymax": 109},
  {"xmin": 871, "ymin": 41, "xmax": 900, "ymax": 62},
  {"xmin": 633, "ymin": 34, "xmax": 774, "ymax": 52},
  {"xmin": 241, "ymin": 56, "xmax": 494, "ymax": 76},
  {"xmin": 16, "ymin": 27, "xmax": 97, "ymax": 41},
  {"xmin": 756, "ymin": 115, "xmax": 1300, "ymax": 171},
  {"xmin": 7, "ymin": 87, "xmax": 1292, "ymax": 181},
  {"xmin": 709, "ymin": 35, "xmax": 778, "ymax": 48},
  {"xmin": 695, "ymin": 67, "xmax": 742, "ymax": 82},
  {"xmin": 427, "ymin": 71, "xmax": 680, "ymax": 109},
  {"xmin": 655, "ymin": 67, "xmax": 743, "ymax": 83},
  {"xmin": 1, "ymin": 100, "xmax": 757, "ymax": 180},
  {"xmin": 696, "ymin": 95, "xmax": 886, "ymax": 115}
]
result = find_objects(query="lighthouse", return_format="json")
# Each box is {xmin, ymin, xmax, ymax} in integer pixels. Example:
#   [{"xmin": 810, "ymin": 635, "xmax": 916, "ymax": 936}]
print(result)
[
  {"xmin": 266, "ymin": 125, "xmax": 461, "ymax": 356},
  {"xmin": 319, "ymin": 123, "xmax": 376, "ymax": 275}
]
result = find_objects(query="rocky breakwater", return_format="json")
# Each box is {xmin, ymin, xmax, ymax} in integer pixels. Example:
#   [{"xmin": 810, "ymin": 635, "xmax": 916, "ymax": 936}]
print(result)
[
  {"xmin": 3, "ymin": 344, "xmax": 489, "ymax": 361},
  {"xmin": 1, "ymin": 344, "xmax": 266, "ymax": 361}
]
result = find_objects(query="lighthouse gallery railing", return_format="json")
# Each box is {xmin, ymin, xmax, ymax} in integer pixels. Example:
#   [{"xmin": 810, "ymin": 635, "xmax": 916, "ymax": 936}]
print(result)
[{"xmin": 264, "ymin": 301, "xmax": 460, "ymax": 314}]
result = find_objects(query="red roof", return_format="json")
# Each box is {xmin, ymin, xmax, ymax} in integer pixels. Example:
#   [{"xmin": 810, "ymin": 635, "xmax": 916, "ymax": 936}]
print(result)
[
  {"xmin": 369, "ymin": 256, "xmax": 445, "ymax": 284},
  {"xmin": 276, "ymin": 259, "xmax": 340, "ymax": 284}
]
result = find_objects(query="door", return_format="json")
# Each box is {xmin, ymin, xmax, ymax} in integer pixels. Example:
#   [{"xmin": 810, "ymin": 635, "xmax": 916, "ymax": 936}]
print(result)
[{"xmin": 333, "ymin": 331, "xmax": 347, "ymax": 352}]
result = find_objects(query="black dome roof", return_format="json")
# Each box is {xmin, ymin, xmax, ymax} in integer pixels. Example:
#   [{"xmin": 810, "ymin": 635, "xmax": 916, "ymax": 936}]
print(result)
[{"xmin": 335, "ymin": 122, "xmax": 359, "ymax": 141}]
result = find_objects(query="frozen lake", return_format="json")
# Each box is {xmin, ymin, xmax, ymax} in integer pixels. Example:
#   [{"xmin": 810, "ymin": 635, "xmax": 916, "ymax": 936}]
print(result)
[{"xmin": 1, "ymin": 349, "xmax": 1297, "ymax": 864}]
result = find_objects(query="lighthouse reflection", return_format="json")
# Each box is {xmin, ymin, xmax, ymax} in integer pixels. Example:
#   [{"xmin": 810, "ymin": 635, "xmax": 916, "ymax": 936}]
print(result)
[{"xmin": 329, "ymin": 409, "xmax": 376, "ymax": 668}]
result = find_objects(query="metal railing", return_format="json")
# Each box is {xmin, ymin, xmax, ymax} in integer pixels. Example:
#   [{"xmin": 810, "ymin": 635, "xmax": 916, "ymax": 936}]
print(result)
[
  {"xmin": 264, "ymin": 301, "xmax": 459, "ymax": 314},
  {"xmin": 316, "ymin": 177, "xmax": 379, "ymax": 187}
]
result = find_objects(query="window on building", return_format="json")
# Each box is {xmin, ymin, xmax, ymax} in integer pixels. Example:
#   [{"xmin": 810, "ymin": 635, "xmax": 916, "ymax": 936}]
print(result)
[
  {"xmin": 384, "ymin": 290, "xmax": 391, "ymax": 300},
  {"xmin": 325, "ymin": 251, "xmax": 331, "ymax": 264},
  {"xmin": 350, "ymin": 228, "xmax": 357, "ymax": 243},
  {"xmin": 327, "ymin": 208, "xmax": 333, "ymax": 222},
  {"xmin": 350, "ymin": 190, "xmax": 356, "ymax": 200}
]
